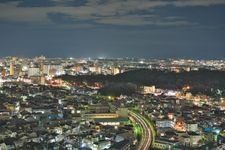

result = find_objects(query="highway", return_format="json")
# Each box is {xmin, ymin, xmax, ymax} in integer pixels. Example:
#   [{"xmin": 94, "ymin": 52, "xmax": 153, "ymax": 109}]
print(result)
[{"xmin": 129, "ymin": 111, "xmax": 153, "ymax": 150}]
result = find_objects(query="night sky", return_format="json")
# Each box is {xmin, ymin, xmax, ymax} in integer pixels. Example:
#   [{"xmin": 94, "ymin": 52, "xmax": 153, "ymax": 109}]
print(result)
[{"xmin": 0, "ymin": 0, "xmax": 225, "ymax": 59}]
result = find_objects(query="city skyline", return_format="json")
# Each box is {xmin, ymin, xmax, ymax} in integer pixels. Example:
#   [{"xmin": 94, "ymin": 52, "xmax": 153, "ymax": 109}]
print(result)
[
  {"xmin": 0, "ymin": 0, "xmax": 225, "ymax": 59},
  {"xmin": 1, "ymin": 1, "xmax": 225, "ymax": 149},
  {"xmin": 0, "ymin": 55, "xmax": 225, "ymax": 150}
]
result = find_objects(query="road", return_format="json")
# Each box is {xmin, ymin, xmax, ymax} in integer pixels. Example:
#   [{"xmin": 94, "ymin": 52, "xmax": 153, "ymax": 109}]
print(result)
[{"xmin": 129, "ymin": 111, "xmax": 153, "ymax": 150}]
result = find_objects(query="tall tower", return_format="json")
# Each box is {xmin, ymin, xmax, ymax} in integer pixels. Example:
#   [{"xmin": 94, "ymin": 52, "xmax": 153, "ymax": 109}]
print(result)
[
  {"xmin": 10, "ymin": 57, "xmax": 16, "ymax": 76},
  {"xmin": 39, "ymin": 58, "xmax": 45, "ymax": 85}
]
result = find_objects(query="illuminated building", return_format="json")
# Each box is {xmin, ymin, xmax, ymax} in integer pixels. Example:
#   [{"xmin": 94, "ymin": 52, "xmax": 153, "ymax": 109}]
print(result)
[
  {"xmin": 153, "ymin": 140, "xmax": 179, "ymax": 150},
  {"xmin": 10, "ymin": 59, "xmax": 15, "ymax": 76},
  {"xmin": 3, "ymin": 103, "xmax": 15, "ymax": 112},
  {"xmin": 185, "ymin": 92, "xmax": 192, "ymax": 99},
  {"xmin": 219, "ymin": 101, "xmax": 225, "ymax": 110},
  {"xmin": 88, "ymin": 105, "xmax": 110, "ymax": 113},
  {"xmin": 40, "ymin": 60, "xmax": 45, "ymax": 85},
  {"xmin": 156, "ymin": 120, "xmax": 175, "ymax": 128},
  {"xmin": 43, "ymin": 64, "xmax": 63, "ymax": 76},
  {"xmin": 95, "ymin": 117, "xmax": 128, "ymax": 126},
  {"xmin": 28, "ymin": 67, "xmax": 40, "ymax": 77},
  {"xmin": 174, "ymin": 118, "xmax": 186, "ymax": 132},
  {"xmin": 40, "ymin": 76, "xmax": 45, "ymax": 85},
  {"xmin": 89, "ymin": 66, "xmax": 102, "ymax": 74},
  {"xmin": 49, "ymin": 78, "xmax": 64, "ymax": 86},
  {"xmin": 141, "ymin": 85, "xmax": 156, "ymax": 94},
  {"xmin": 84, "ymin": 113, "xmax": 119, "ymax": 119},
  {"xmin": 112, "ymin": 67, "xmax": 120, "ymax": 75},
  {"xmin": 72, "ymin": 65, "xmax": 83, "ymax": 73},
  {"xmin": 186, "ymin": 123, "xmax": 198, "ymax": 132},
  {"xmin": 188, "ymin": 132, "xmax": 203, "ymax": 147},
  {"xmin": 1, "ymin": 69, "xmax": 6, "ymax": 77}
]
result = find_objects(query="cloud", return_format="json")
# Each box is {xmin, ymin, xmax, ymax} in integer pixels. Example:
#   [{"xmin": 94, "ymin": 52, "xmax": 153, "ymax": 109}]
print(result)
[
  {"xmin": 96, "ymin": 14, "xmax": 194, "ymax": 26},
  {"xmin": 172, "ymin": 0, "xmax": 225, "ymax": 7},
  {"xmin": 0, "ymin": 0, "xmax": 224, "ymax": 27}
]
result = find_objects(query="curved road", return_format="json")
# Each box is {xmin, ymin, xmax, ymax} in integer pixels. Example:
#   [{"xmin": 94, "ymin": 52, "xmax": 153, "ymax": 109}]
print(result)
[{"xmin": 129, "ymin": 111, "xmax": 153, "ymax": 150}]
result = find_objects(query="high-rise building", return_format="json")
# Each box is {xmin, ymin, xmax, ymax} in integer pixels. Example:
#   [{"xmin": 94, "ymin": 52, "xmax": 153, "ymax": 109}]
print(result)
[
  {"xmin": 39, "ymin": 59, "xmax": 45, "ymax": 85},
  {"xmin": 40, "ymin": 76, "xmax": 45, "ymax": 85},
  {"xmin": 10, "ymin": 58, "xmax": 15, "ymax": 76},
  {"xmin": 112, "ymin": 67, "xmax": 120, "ymax": 75},
  {"xmin": 28, "ymin": 67, "xmax": 40, "ymax": 77},
  {"xmin": 89, "ymin": 66, "xmax": 102, "ymax": 74},
  {"xmin": 43, "ymin": 64, "xmax": 63, "ymax": 76}
]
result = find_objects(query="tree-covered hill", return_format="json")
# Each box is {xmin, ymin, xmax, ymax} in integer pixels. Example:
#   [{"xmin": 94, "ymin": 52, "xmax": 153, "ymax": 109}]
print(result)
[{"xmin": 58, "ymin": 69, "xmax": 225, "ymax": 96}]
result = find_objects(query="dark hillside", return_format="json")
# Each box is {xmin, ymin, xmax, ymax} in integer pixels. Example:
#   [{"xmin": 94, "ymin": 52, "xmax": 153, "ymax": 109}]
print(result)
[{"xmin": 58, "ymin": 69, "xmax": 225, "ymax": 96}]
